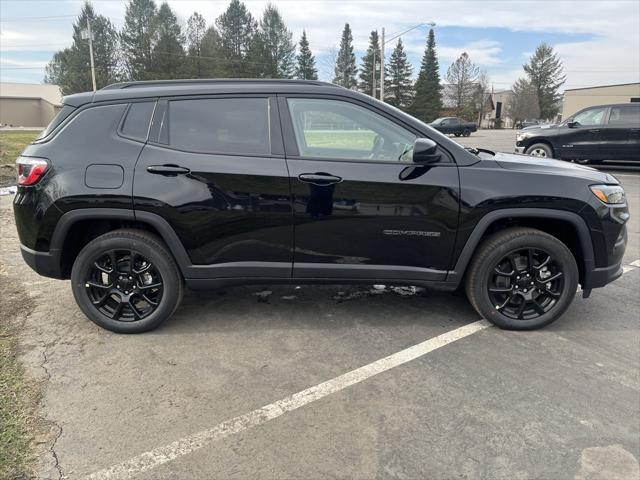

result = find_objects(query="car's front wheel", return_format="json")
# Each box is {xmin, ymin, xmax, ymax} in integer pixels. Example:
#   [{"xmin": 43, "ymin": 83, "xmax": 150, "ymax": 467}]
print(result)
[
  {"xmin": 525, "ymin": 143, "xmax": 553, "ymax": 158},
  {"xmin": 465, "ymin": 227, "xmax": 578, "ymax": 330},
  {"xmin": 462, "ymin": 129, "xmax": 471, "ymax": 137},
  {"xmin": 71, "ymin": 229, "xmax": 183, "ymax": 333}
]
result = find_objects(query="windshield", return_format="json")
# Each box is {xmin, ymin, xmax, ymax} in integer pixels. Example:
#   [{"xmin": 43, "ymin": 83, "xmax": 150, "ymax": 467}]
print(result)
[
  {"xmin": 431, "ymin": 117, "xmax": 446, "ymax": 124},
  {"xmin": 36, "ymin": 105, "xmax": 76, "ymax": 140}
]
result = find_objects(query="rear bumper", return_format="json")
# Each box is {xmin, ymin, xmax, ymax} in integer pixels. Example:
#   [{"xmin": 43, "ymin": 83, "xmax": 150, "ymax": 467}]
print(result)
[{"xmin": 20, "ymin": 244, "xmax": 63, "ymax": 279}]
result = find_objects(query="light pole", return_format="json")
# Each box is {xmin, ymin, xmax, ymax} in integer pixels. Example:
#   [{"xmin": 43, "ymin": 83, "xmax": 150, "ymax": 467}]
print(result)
[
  {"xmin": 81, "ymin": 20, "xmax": 97, "ymax": 91},
  {"xmin": 380, "ymin": 21, "xmax": 435, "ymax": 102}
]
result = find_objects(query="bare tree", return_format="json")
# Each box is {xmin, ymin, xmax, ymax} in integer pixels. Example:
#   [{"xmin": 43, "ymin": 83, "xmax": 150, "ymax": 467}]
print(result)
[
  {"xmin": 445, "ymin": 52, "xmax": 479, "ymax": 119},
  {"xmin": 508, "ymin": 77, "xmax": 540, "ymax": 127}
]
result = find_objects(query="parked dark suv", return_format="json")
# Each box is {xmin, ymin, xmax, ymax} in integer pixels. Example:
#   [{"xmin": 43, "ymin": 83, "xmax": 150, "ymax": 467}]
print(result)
[
  {"xmin": 14, "ymin": 79, "xmax": 629, "ymax": 333},
  {"xmin": 516, "ymin": 103, "xmax": 640, "ymax": 163}
]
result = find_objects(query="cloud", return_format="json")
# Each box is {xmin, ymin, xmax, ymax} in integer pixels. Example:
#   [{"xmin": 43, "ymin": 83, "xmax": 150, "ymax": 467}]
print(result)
[{"xmin": 0, "ymin": 0, "xmax": 638, "ymax": 90}]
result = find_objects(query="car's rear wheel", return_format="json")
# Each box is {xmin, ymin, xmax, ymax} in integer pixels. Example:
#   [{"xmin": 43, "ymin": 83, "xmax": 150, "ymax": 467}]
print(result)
[
  {"xmin": 462, "ymin": 129, "xmax": 471, "ymax": 137},
  {"xmin": 525, "ymin": 143, "xmax": 553, "ymax": 158},
  {"xmin": 71, "ymin": 229, "xmax": 183, "ymax": 333},
  {"xmin": 465, "ymin": 227, "xmax": 578, "ymax": 330}
]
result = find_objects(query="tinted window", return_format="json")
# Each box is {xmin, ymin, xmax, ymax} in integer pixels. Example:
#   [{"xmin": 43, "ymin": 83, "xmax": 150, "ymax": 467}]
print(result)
[
  {"xmin": 121, "ymin": 102, "xmax": 155, "ymax": 141},
  {"xmin": 608, "ymin": 105, "xmax": 640, "ymax": 125},
  {"xmin": 168, "ymin": 98, "xmax": 270, "ymax": 155},
  {"xmin": 36, "ymin": 104, "xmax": 76, "ymax": 140},
  {"xmin": 287, "ymin": 98, "xmax": 416, "ymax": 162},
  {"xmin": 573, "ymin": 107, "xmax": 607, "ymax": 126}
]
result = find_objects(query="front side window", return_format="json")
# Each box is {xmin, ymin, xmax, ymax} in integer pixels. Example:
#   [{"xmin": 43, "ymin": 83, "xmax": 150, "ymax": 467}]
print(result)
[
  {"xmin": 287, "ymin": 98, "xmax": 416, "ymax": 162},
  {"xmin": 608, "ymin": 105, "xmax": 640, "ymax": 125},
  {"xmin": 572, "ymin": 107, "xmax": 607, "ymax": 126},
  {"xmin": 168, "ymin": 98, "xmax": 270, "ymax": 155}
]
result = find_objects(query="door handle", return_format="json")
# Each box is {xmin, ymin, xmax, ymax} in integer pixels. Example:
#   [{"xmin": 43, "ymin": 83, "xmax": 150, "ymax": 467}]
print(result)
[
  {"xmin": 147, "ymin": 164, "xmax": 191, "ymax": 175},
  {"xmin": 298, "ymin": 173, "xmax": 343, "ymax": 186}
]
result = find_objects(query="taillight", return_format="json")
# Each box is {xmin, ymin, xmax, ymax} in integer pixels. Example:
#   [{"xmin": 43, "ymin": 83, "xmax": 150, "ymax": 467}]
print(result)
[{"xmin": 16, "ymin": 157, "xmax": 49, "ymax": 186}]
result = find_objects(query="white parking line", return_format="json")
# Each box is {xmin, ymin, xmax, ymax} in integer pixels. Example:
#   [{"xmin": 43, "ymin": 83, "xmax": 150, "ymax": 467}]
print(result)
[
  {"xmin": 86, "ymin": 320, "xmax": 491, "ymax": 480},
  {"xmin": 623, "ymin": 260, "xmax": 640, "ymax": 274}
]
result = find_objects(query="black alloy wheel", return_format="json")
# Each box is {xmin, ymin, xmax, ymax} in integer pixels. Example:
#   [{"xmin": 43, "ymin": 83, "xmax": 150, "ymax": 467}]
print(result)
[
  {"xmin": 71, "ymin": 229, "xmax": 183, "ymax": 333},
  {"xmin": 85, "ymin": 249, "xmax": 163, "ymax": 321},
  {"xmin": 465, "ymin": 227, "xmax": 578, "ymax": 330},
  {"xmin": 488, "ymin": 247, "xmax": 564, "ymax": 320}
]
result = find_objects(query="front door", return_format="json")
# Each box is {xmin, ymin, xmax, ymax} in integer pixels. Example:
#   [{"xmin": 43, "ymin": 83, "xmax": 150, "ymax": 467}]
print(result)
[
  {"xmin": 562, "ymin": 106, "xmax": 607, "ymax": 160},
  {"xmin": 279, "ymin": 96, "xmax": 460, "ymax": 281},
  {"xmin": 133, "ymin": 96, "xmax": 293, "ymax": 279}
]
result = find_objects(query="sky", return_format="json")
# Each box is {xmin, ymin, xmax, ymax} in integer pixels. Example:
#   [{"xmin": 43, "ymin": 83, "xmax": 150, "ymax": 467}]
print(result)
[{"xmin": 1, "ymin": 0, "xmax": 639, "ymax": 92}]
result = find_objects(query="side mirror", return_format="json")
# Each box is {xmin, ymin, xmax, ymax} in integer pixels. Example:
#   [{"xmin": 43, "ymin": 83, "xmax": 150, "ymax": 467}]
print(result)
[
  {"xmin": 440, "ymin": 121, "xmax": 446, "ymax": 125},
  {"xmin": 412, "ymin": 138, "xmax": 442, "ymax": 164},
  {"xmin": 567, "ymin": 121, "xmax": 577, "ymax": 128}
]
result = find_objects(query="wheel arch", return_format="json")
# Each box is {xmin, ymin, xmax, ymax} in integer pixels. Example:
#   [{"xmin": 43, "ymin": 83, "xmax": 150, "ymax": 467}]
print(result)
[
  {"xmin": 52, "ymin": 208, "xmax": 191, "ymax": 278},
  {"xmin": 448, "ymin": 208, "xmax": 595, "ymax": 288}
]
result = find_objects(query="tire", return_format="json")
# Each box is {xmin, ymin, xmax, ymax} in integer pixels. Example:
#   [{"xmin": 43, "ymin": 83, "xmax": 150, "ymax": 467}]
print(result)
[
  {"xmin": 525, "ymin": 143, "xmax": 553, "ymax": 158},
  {"xmin": 462, "ymin": 129, "xmax": 471, "ymax": 137},
  {"xmin": 465, "ymin": 227, "xmax": 578, "ymax": 330},
  {"xmin": 71, "ymin": 229, "xmax": 183, "ymax": 333},
  {"xmin": 454, "ymin": 133, "xmax": 461, "ymax": 137}
]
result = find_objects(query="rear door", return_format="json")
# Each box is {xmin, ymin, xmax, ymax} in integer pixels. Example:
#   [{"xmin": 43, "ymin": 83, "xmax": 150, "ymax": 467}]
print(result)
[
  {"xmin": 605, "ymin": 104, "xmax": 640, "ymax": 160},
  {"xmin": 279, "ymin": 95, "xmax": 460, "ymax": 281},
  {"xmin": 133, "ymin": 95, "xmax": 293, "ymax": 279}
]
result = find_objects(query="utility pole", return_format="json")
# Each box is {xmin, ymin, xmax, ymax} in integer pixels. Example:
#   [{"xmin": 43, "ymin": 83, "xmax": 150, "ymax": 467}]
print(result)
[
  {"xmin": 380, "ymin": 28, "xmax": 385, "ymax": 101},
  {"xmin": 372, "ymin": 51, "xmax": 376, "ymax": 97},
  {"xmin": 82, "ymin": 20, "xmax": 97, "ymax": 91}
]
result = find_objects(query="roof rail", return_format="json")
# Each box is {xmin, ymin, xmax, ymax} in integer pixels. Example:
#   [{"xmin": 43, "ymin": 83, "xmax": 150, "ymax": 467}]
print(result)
[{"xmin": 101, "ymin": 78, "xmax": 340, "ymax": 90}]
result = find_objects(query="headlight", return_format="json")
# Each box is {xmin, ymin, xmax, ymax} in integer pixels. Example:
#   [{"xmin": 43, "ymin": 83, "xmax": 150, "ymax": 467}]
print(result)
[
  {"xmin": 590, "ymin": 185, "xmax": 626, "ymax": 204},
  {"xmin": 516, "ymin": 132, "xmax": 530, "ymax": 142}
]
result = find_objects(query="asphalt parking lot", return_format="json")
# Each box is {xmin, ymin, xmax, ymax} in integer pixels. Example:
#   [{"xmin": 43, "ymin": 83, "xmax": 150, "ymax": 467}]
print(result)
[{"xmin": 1, "ymin": 129, "xmax": 639, "ymax": 479}]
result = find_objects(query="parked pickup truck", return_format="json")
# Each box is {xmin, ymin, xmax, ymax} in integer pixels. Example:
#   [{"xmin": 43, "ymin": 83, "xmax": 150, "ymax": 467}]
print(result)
[{"xmin": 430, "ymin": 117, "xmax": 477, "ymax": 137}]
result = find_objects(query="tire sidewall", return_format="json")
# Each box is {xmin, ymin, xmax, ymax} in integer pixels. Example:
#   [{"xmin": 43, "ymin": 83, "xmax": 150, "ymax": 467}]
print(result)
[
  {"xmin": 526, "ymin": 143, "xmax": 552, "ymax": 158},
  {"xmin": 470, "ymin": 233, "xmax": 578, "ymax": 329},
  {"xmin": 71, "ymin": 235, "xmax": 181, "ymax": 333}
]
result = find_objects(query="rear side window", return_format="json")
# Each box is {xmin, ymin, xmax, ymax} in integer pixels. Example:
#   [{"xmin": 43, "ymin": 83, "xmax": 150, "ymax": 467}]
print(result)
[
  {"xmin": 121, "ymin": 101, "xmax": 155, "ymax": 141},
  {"xmin": 608, "ymin": 105, "xmax": 640, "ymax": 125},
  {"xmin": 167, "ymin": 98, "xmax": 270, "ymax": 155},
  {"xmin": 36, "ymin": 104, "xmax": 76, "ymax": 140}
]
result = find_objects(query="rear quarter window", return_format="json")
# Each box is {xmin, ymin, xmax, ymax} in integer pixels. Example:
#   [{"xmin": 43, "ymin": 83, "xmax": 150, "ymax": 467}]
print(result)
[
  {"xmin": 167, "ymin": 98, "xmax": 270, "ymax": 156},
  {"xmin": 36, "ymin": 104, "xmax": 76, "ymax": 140},
  {"xmin": 120, "ymin": 101, "xmax": 156, "ymax": 141}
]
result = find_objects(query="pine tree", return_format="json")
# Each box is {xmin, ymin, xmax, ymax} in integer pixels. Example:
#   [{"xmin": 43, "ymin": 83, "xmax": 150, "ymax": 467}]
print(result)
[
  {"xmin": 199, "ymin": 26, "xmax": 224, "ymax": 77},
  {"xmin": 445, "ymin": 52, "xmax": 479, "ymax": 119},
  {"xmin": 296, "ymin": 30, "xmax": 318, "ymax": 80},
  {"xmin": 385, "ymin": 39, "xmax": 413, "ymax": 109},
  {"xmin": 216, "ymin": 0, "xmax": 258, "ymax": 77},
  {"xmin": 409, "ymin": 28, "xmax": 442, "ymax": 122},
  {"xmin": 45, "ymin": 1, "xmax": 120, "ymax": 94},
  {"xmin": 524, "ymin": 43, "xmax": 566, "ymax": 119},
  {"xmin": 121, "ymin": 0, "xmax": 158, "ymax": 80},
  {"xmin": 358, "ymin": 30, "xmax": 381, "ymax": 97},
  {"xmin": 332, "ymin": 23, "xmax": 357, "ymax": 89},
  {"xmin": 257, "ymin": 4, "xmax": 295, "ymax": 78},
  {"xmin": 186, "ymin": 12, "xmax": 207, "ymax": 77},
  {"xmin": 150, "ymin": 2, "xmax": 185, "ymax": 79}
]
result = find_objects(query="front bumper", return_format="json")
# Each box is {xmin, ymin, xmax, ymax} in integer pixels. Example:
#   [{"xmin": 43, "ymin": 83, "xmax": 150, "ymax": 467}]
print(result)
[{"xmin": 515, "ymin": 146, "xmax": 525, "ymax": 154}]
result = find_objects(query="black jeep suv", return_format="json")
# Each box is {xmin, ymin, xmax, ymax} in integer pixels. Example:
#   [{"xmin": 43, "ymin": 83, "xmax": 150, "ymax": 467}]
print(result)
[{"xmin": 14, "ymin": 79, "xmax": 629, "ymax": 333}]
